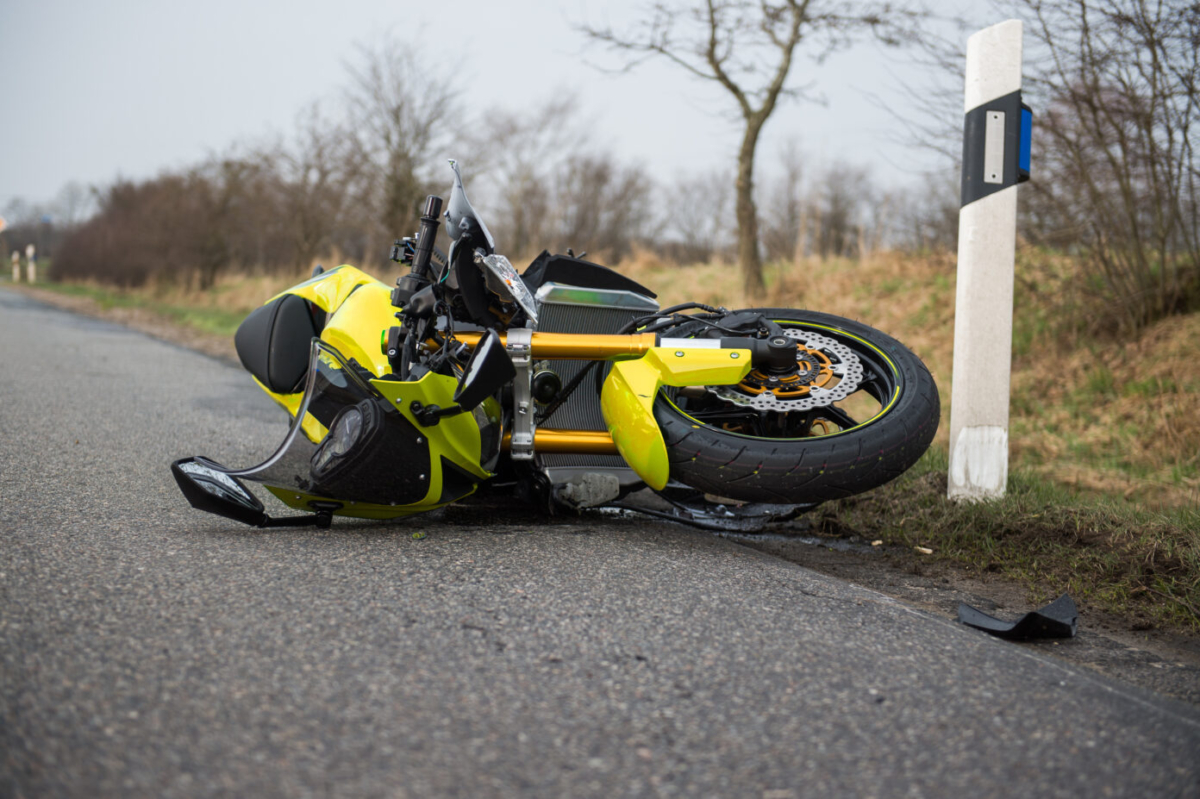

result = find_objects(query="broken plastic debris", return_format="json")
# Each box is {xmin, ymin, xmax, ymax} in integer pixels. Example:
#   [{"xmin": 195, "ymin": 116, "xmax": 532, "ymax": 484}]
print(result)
[
  {"xmin": 914, "ymin": 546, "xmax": 933, "ymax": 555},
  {"xmin": 957, "ymin": 594, "xmax": 1078, "ymax": 640},
  {"xmin": 871, "ymin": 540, "xmax": 883, "ymax": 547},
  {"xmin": 609, "ymin": 490, "xmax": 812, "ymax": 532},
  {"xmin": 412, "ymin": 532, "xmax": 427, "ymax": 540}
]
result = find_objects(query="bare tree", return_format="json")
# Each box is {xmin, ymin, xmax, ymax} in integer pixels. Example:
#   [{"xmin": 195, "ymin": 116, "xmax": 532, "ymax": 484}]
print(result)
[
  {"xmin": 343, "ymin": 35, "xmax": 463, "ymax": 261},
  {"xmin": 272, "ymin": 102, "xmax": 368, "ymax": 270},
  {"xmin": 760, "ymin": 139, "xmax": 806, "ymax": 261},
  {"xmin": 474, "ymin": 97, "xmax": 588, "ymax": 258},
  {"xmin": 52, "ymin": 182, "xmax": 95, "ymax": 229},
  {"xmin": 1015, "ymin": 0, "xmax": 1200, "ymax": 332},
  {"xmin": 550, "ymin": 152, "xmax": 657, "ymax": 261},
  {"xmin": 894, "ymin": 168, "xmax": 959, "ymax": 252},
  {"xmin": 811, "ymin": 160, "xmax": 874, "ymax": 258},
  {"xmin": 662, "ymin": 168, "xmax": 734, "ymax": 262},
  {"xmin": 580, "ymin": 0, "xmax": 921, "ymax": 296}
]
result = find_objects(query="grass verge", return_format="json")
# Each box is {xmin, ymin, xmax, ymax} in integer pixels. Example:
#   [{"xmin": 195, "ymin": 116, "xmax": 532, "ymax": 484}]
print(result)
[
  {"xmin": 21, "ymin": 280, "xmax": 249, "ymax": 338},
  {"xmin": 818, "ymin": 448, "xmax": 1200, "ymax": 633}
]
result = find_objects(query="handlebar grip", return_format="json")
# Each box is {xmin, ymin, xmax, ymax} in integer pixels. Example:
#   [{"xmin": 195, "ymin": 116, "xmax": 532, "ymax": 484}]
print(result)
[{"xmin": 410, "ymin": 195, "xmax": 444, "ymax": 279}]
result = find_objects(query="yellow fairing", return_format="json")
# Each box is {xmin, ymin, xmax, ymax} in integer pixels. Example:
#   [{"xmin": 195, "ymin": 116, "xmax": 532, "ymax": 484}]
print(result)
[
  {"xmin": 600, "ymin": 347, "xmax": 751, "ymax": 490},
  {"xmin": 262, "ymin": 486, "xmax": 433, "ymax": 520},
  {"xmin": 269, "ymin": 265, "xmax": 379, "ymax": 318},
  {"xmin": 319, "ymin": 282, "xmax": 395, "ymax": 376},
  {"xmin": 259, "ymin": 372, "xmax": 491, "ymax": 519},
  {"xmin": 285, "ymin": 264, "xmax": 395, "ymax": 376},
  {"xmin": 253, "ymin": 264, "xmax": 395, "ymax": 417},
  {"xmin": 254, "ymin": 266, "xmax": 393, "ymax": 441},
  {"xmin": 249, "ymin": 266, "xmax": 493, "ymax": 518},
  {"xmin": 370, "ymin": 371, "xmax": 494, "ymax": 486}
]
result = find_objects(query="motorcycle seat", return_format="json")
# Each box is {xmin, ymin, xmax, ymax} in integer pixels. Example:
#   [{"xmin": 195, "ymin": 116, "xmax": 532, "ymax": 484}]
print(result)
[{"xmin": 234, "ymin": 294, "xmax": 318, "ymax": 394}]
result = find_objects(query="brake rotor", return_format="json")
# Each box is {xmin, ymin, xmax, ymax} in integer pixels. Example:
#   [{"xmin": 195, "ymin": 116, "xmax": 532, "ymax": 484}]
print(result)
[{"xmin": 709, "ymin": 329, "xmax": 864, "ymax": 411}]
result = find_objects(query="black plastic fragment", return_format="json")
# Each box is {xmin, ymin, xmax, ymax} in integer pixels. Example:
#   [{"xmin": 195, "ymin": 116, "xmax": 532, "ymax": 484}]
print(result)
[
  {"xmin": 957, "ymin": 594, "xmax": 1078, "ymax": 640},
  {"xmin": 606, "ymin": 489, "xmax": 812, "ymax": 532}
]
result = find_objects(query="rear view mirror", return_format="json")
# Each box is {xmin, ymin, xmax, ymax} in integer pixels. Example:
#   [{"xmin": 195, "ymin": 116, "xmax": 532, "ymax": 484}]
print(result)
[
  {"xmin": 171, "ymin": 457, "xmax": 267, "ymax": 527},
  {"xmin": 454, "ymin": 329, "xmax": 516, "ymax": 411}
]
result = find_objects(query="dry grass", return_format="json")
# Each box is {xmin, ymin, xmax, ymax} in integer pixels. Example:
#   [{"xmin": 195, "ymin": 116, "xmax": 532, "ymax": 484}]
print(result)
[
  {"xmin": 822, "ymin": 449, "xmax": 1200, "ymax": 633},
  {"xmin": 140, "ymin": 270, "xmax": 324, "ymax": 318}
]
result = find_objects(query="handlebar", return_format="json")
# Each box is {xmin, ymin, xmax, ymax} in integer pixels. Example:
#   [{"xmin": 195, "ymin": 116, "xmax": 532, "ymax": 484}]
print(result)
[
  {"xmin": 391, "ymin": 194, "xmax": 444, "ymax": 310},
  {"xmin": 410, "ymin": 195, "xmax": 444, "ymax": 280}
]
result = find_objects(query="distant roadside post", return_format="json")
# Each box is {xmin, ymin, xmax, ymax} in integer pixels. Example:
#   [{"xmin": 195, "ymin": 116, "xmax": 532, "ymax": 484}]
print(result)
[
  {"xmin": 947, "ymin": 20, "xmax": 1031, "ymax": 501},
  {"xmin": 0, "ymin": 215, "xmax": 8, "ymax": 282},
  {"xmin": 11, "ymin": 251, "xmax": 18, "ymax": 283},
  {"xmin": 25, "ymin": 244, "xmax": 36, "ymax": 284}
]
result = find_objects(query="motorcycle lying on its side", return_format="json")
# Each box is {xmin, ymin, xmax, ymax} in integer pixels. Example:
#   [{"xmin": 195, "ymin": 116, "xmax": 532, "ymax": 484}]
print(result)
[{"xmin": 172, "ymin": 160, "xmax": 939, "ymax": 530}]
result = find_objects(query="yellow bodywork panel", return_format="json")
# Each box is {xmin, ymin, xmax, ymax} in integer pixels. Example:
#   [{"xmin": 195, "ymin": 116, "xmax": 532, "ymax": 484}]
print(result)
[
  {"xmin": 247, "ymin": 266, "xmax": 492, "ymax": 518},
  {"xmin": 370, "ymin": 371, "xmax": 493, "ymax": 484},
  {"xmin": 262, "ymin": 485, "xmax": 426, "ymax": 520},
  {"xmin": 319, "ymin": 282, "xmax": 395, "ymax": 377},
  {"xmin": 600, "ymin": 347, "xmax": 751, "ymax": 490},
  {"xmin": 269, "ymin": 265, "xmax": 379, "ymax": 314},
  {"xmin": 275, "ymin": 264, "xmax": 395, "ymax": 376}
]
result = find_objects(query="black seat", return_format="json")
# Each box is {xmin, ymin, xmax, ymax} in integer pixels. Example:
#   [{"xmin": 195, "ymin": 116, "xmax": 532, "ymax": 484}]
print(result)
[{"xmin": 234, "ymin": 294, "xmax": 318, "ymax": 394}]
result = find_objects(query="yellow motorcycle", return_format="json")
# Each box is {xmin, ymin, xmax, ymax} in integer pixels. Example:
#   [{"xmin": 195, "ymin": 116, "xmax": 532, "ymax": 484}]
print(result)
[{"xmin": 172, "ymin": 161, "xmax": 939, "ymax": 530}]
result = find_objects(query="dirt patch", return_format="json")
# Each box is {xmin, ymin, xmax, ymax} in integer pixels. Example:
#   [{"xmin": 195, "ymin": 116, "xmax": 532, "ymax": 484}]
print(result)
[{"xmin": 735, "ymin": 527, "xmax": 1200, "ymax": 706}]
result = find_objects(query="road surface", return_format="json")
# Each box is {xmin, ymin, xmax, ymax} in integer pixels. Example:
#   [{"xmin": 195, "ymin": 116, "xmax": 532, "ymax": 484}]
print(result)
[{"xmin": 2, "ymin": 288, "xmax": 1198, "ymax": 798}]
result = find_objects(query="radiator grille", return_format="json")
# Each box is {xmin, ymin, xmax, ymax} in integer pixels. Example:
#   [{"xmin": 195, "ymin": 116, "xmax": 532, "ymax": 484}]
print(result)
[{"xmin": 535, "ymin": 286, "xmax": 657, "ymax": 469}]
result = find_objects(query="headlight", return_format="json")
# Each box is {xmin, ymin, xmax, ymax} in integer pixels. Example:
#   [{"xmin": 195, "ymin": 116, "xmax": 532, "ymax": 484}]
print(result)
[
  {"xmin": 311, "ymin": 404, "xmax": 371, "ymax": 479},
  {"xmin": 312, "ymin": 407, "xmax": 362, "ymax": 474}
]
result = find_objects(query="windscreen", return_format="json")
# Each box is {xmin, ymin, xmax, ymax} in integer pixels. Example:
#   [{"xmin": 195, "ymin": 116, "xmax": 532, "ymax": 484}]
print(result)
[{"xmin": 445, "ymin": 159, "xmax": 495, "ymax": 250}]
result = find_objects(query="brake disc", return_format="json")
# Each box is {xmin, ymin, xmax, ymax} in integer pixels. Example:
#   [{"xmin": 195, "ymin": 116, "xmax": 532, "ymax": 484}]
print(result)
[{"xmin": 708, "ymin": 329, "xmax": 864, "ymax": 411}]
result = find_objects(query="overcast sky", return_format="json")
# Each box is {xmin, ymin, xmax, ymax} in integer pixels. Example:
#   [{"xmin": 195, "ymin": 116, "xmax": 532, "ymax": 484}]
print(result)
[{"xmin": 0, "ymin": 0, "xmax": 974, "ymax": 212}]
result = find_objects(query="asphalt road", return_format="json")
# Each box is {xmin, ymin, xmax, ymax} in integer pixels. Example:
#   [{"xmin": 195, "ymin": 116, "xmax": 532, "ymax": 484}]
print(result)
[{"xmin": 2, "ymin": 287, "xmax": 1198, "ymax": 799}]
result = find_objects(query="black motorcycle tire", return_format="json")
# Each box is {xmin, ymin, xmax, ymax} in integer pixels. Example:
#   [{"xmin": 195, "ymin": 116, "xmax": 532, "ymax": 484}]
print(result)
[{"xmin": 652, "ymin": 308, "xmax": 940, "ymax": 505}]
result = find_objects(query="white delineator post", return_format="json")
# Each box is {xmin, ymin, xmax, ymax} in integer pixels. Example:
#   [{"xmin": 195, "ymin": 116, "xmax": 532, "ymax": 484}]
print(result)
[{"xmin": 948, "ymin": 20, "xmax": 1028, "ymax": 501}]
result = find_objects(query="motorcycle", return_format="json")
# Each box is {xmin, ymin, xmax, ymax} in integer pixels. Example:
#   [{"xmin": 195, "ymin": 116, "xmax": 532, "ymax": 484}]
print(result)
[{"xmin": 172, "ymin": 161, "xmax": 939, "ymax": 531}]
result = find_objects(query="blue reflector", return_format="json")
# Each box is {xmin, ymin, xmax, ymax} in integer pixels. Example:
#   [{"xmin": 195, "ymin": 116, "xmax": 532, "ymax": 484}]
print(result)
[{"xmin": 1019, "ymin": 106, "xmax": 1032, "ymax": 173}]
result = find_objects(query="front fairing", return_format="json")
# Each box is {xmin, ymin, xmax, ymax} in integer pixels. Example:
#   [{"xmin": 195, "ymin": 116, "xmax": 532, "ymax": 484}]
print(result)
[{"xmin": 199, "ymin": 340, "xmax": 499, "ymax": 520}]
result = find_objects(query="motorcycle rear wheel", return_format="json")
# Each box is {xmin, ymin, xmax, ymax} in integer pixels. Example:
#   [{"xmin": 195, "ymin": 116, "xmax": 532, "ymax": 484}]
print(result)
[{"xmin": 653, "ymin": 308, "xmax": 939, "ymax": 505}]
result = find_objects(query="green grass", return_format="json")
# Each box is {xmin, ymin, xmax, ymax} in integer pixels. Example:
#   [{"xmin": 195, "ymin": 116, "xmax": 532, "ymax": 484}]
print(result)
[
  {"xmin": 1084, "ymin": 365, "xmax": 1118, "ymax": 399},
  {"xmin": 27, "ymin": 281, "xmax": 245, "ymax": 337},
  {"xmin": 818, "ymin": 448, "xmax": 1200, "ymax": 632},
  {"xmin": 1122, "ymin": 376, "xmax": 1180, "ymax": 397},
  {"xmin": 155, "ymin": 306, "xmax": 245, "ymax": 337}
]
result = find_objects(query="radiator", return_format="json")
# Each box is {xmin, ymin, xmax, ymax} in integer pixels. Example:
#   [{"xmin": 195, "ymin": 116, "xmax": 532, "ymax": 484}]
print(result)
[{"xmin": 533, "ymin": 283, "xmax": 658, "ymax": 475}]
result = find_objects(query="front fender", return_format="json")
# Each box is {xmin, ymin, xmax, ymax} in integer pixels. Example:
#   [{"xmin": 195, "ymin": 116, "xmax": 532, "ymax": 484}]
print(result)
[{"xmin": 600, "ymin": 347, "xmax": 751, "ymax": 490}]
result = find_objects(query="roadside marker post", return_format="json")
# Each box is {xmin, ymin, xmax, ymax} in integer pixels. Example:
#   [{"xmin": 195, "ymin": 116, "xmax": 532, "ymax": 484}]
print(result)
[
  {"xmin": 10, "ymin": 251, "xmax": 18, "ymax": 283},
  {"xmin": 947, "ymin": 20, "xmax": 1031, "ymax": 501},
  {"xmin": 25, "ymin": 244, "xmax": 36, "ymax": 284}
]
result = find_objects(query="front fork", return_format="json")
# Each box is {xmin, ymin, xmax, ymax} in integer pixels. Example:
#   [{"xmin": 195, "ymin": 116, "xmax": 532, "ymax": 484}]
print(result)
[{"xmin": 451, "ymin": 331, "xmax": 792, "ymax": 488}]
